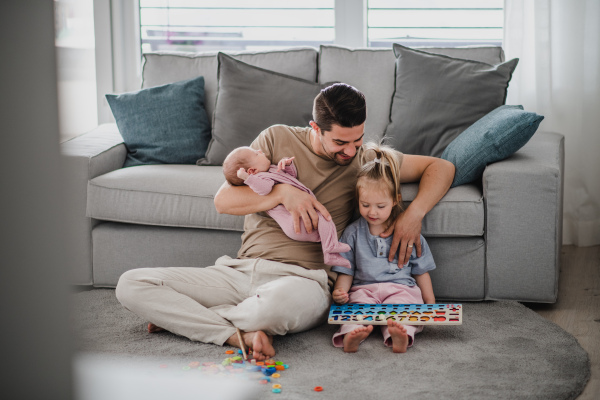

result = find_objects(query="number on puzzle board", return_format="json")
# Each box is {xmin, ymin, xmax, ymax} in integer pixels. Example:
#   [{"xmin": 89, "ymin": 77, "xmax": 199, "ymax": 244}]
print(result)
[{"xmin": 327, "ymin": 304, "xmax": 463, "ymax": 325}]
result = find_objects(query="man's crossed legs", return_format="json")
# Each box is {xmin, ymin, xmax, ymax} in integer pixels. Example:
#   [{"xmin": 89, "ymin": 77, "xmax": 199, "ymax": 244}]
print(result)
[{"xmin": 115, "ymin": 256, "xmax": 331, "ymax": 360}]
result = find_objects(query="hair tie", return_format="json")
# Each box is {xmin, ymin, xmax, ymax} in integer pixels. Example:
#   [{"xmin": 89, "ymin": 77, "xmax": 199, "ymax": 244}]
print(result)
[{"xmin": 373, "ymin": 158, "xmax": 381, "ymax": 163}]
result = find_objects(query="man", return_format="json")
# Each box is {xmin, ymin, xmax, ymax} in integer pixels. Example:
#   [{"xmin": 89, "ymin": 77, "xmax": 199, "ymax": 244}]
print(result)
[{"xmin": 116, "ymin": 83, "xmax": 454, "ymax": 360}]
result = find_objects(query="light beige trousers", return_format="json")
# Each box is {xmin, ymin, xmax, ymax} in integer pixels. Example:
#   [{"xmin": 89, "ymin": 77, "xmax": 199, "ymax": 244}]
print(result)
[{"xmin": 115, "ymin": 256, "xmax": 331, "ymax": 345}]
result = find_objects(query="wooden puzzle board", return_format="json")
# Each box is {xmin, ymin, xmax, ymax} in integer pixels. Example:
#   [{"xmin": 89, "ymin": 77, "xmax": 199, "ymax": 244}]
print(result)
[{"xmin": 328, "ymin": 304, "xmax": 463, "ymax": 325}]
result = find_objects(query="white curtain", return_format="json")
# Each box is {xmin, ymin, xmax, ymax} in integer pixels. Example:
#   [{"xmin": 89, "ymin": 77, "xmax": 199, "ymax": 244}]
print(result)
[{"xmin": 504, "ymin": 0, "xmax": 600, "ymax": 246}]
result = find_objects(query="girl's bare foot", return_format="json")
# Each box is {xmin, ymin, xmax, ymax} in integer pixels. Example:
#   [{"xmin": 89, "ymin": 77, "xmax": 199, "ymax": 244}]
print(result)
[
  {"xmin": 147, "ymin": 323, "xmax": 165, "ymax": 333},
  {"xmin": 342, "ymin": 325, "xmax": 373, "ymax": 353},
  {"xmin": 226, "ymin": 330, "xmax": 275, "ymax": 361},
  {"xmin": 387, "ymin": 320, "xmax": 409, "ymax": 353}
]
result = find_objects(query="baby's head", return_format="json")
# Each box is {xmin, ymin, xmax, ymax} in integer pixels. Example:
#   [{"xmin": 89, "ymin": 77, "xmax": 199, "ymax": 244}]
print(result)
[
  {"xmin": 356, "ymin": 142, "xmax": 404, "ymax": 228},
  {"xmin": 223, "ymin": 146, "xmax": 271, "ymax": 186}
]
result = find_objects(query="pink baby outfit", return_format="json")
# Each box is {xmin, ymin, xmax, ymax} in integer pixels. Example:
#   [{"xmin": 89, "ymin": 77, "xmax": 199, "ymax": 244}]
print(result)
[
  {"xmin": 332, "ymin": 283, "xmax": 424, "ymax": 348},
  {"xmin": 244, "ymin": 163, "xmax": 351, "ymax": 268}
]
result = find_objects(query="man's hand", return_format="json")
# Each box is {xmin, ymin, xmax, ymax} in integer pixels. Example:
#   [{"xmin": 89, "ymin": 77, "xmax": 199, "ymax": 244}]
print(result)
[
  {"xmin": 383, "ymin": 154, "xmax": 454, "ymax": 266},
  {"xmin": 275, "ymin": 184, "xmax": 330, "ymax": 234},
  {"xmin": 380, "ymin": 208, "xmax": 423, "ymax": 267},
  {"xmin": 236, "ymin": 168, "xmax": 249, "ymax": 181},
  {"xmin": 277, "ymin": 156, "xmax": 295, "ymax": 172},
  {"xmin": 332, "ymin": 288, "xmax": 349, "ymax": 304}
]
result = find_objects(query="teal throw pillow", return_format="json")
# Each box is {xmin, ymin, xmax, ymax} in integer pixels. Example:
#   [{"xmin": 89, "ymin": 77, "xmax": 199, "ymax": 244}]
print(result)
[
  {"xmin": 106, "ymin": 76, "xmax": 211, "ymax": 167},
  {"xmin": 441, "ymin": 105, "xmax": 544, "ymax": 187}
]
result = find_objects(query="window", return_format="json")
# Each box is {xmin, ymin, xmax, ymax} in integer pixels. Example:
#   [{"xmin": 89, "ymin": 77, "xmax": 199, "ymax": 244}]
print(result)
[
  {"xmin": 139, "ymin": 0, "xmax": 503, "ymax": 53},
  {"xmin": 367, "ymin": 0, "xmax": 504, "ymax": 48},
  {"xmin": 139, "ymin": 0, "xmax": 335, "ymax": 53},
  {"xmin": 55, "ymin": 0, "xmax": 98, "ymax": 142},
  {"xmin": 98, "ymin": 1, "xmax": 504, "ymax": 125}
]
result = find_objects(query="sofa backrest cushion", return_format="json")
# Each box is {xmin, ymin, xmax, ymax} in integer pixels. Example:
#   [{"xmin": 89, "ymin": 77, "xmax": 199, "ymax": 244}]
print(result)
[
  {"xmin": 198, "ymin": 53, "xmax": 324, "ymax": 166},
  {"xmin": 142, "ymin": 48, "xmax": 319, "ymax": 125},
  {"xmin": 318, "ymin": 45, "xmax": 506, "ymax": 143}
]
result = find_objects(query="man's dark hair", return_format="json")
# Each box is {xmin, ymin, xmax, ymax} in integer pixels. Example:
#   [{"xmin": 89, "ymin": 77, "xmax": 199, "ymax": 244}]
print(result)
[{"xmin": 312, "ymin": 83, "xmax": 366, "ymax": 132}]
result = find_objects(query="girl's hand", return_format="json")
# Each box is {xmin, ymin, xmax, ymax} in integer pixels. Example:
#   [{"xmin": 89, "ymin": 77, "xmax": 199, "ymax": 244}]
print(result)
[
  {"xmin": 277, "ymin": 156, "xmax": 295, "ymax": 172},
  {"xmin": 236, "ymin": 168, "xmax": 249, "ymax": 181},
  {"xmin": 332, "ymin": 288, "xmax": 349, "ymax": 304}
]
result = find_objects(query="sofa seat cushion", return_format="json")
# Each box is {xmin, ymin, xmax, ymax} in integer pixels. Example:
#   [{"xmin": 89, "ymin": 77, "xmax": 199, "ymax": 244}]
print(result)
[
  {"xmin": 402, "ymin": 183, "xmax": 484, "ymax": 237},
  {"xmin": 87, "ymin": 165, "xmax": 245, "ymax": 231},
  {"xmin": 87, "ymin": 165, "xmax": 484, "ymax": 237}
]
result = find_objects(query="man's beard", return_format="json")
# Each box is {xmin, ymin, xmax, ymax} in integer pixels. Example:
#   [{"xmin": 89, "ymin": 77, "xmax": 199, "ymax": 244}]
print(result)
[
  {"xmin": 321, "ymin": 143, "xmax": 357, "ymax": 166},
  {"xmin": 332, "ymin": 153, "xmax": 355, "ymax": 166}
]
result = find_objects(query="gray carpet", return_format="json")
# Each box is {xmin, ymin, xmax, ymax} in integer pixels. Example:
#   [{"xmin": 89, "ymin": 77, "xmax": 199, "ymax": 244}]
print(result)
[{"xmin": 72, "ymin": 289, "xmax": 590, "ymax": 400}]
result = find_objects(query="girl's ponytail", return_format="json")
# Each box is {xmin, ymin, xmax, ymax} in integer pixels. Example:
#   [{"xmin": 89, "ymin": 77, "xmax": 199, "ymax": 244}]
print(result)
[{"xmin": 357, "ymin": 142, "xmax": 404, "ymax": 225}]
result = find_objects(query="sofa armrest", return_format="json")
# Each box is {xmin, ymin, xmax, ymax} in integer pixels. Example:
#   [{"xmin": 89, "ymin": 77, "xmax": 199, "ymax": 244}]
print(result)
[
  {"xmin": 61, "ymin": 124, "xmax": 126, "ymax": 285},
  {"xmin": 483, "ymin": 131, "xmax": 564, "ymax": 302}
]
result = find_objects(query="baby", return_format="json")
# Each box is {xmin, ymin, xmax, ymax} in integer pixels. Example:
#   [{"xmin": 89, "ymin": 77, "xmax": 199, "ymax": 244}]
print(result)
[{"xmin": 222, "ymin": 146, "xmax": 350, "ymax": 268}]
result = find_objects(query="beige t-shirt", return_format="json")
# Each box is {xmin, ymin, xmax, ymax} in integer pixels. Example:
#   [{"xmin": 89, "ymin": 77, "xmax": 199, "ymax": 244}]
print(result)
[{"xmin": 237, "ymin": 124, "xmax": 403, "ymax": 287}]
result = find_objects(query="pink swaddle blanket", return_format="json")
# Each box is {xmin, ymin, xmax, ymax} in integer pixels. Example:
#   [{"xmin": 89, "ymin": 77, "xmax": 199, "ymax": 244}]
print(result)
[{"xmin": 244, "ymin": 163, "xmax": 351, "ymax": 268}]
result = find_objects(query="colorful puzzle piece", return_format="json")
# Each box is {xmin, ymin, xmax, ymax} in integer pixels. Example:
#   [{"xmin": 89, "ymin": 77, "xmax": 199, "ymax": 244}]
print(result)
[{"xmin": 328, "ymin": 303, "xmax": 462, "ymax": 325}]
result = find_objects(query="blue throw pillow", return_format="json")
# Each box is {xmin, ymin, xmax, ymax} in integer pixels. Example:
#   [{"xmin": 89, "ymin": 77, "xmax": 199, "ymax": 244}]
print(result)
[
  {"xmin": 441, "ymin": 105, "xmax": 544, "ymax": 187},
  {"xmin": 106, "ymin": 76, "xmax": 211, "ymax": 167}
]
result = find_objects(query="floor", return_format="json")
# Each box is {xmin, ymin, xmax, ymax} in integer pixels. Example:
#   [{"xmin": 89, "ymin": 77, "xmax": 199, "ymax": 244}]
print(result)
[
  {"xmin": 524, "ymin": 245, "xmax": 600, "ymax": 399},
  {"xmin": 74, "ymin": 245, "xmax": 599, "ymax": 397}
]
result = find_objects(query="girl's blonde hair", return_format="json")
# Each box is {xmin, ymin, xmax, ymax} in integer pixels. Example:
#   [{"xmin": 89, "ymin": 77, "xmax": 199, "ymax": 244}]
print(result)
[{"xmin": 357, "ymin": 142, "xmax": 404, "ymax": 227}]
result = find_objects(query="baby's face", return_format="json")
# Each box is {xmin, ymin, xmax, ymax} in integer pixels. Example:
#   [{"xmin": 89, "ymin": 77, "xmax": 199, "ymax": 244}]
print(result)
[{"xmin": 240, "ymin": 147, "xmax": 271, "ymax": 173}]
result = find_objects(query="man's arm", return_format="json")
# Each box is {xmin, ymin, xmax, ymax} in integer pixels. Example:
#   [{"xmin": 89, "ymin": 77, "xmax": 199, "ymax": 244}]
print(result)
[
  {"xmin": 381, "ymin": 154, "xmax": 455, "ymax": 266},
  {"xmin": 214, "ymin": 181, "xmax": 332, "ymax": 234},
  {"xmin": 244, "ymin": 173, "xmax": 276, "ymax": 196}
]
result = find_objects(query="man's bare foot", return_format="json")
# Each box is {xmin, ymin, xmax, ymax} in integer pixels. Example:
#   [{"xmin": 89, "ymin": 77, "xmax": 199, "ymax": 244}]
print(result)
[
  {"xmin": 226, "ymin": 330, "xmax": 275, "ymax": 361},
  {"xmin": 342, "ymin": 325, "xmax": 373, "ymax": 353},
  {"xmin": 387, "ymin": 320, "xmax": 409, "ymax": 353},
  {"xmin": 148, "ymin": 323, "xmax": 165, "ymax": 333}
]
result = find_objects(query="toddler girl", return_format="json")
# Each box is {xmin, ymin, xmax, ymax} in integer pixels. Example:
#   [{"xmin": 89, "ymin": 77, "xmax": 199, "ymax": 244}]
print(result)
[
  {"xmin": 222, "ymin": 146, "xmax": 350, "ymax": 268},
  {"xmin": 331, "ymin": 142, "xmax": 436, "ymax": 353}
]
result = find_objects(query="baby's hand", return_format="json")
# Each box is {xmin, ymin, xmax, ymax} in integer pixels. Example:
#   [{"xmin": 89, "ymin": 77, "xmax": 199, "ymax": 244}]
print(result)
[
  {"xmin": 277, "ymin": 157, "xmax": 295, "ymax": 172},
  {"xmin": 236, "ymin": 168, "xmax": 249, "ymax": 181},
  {"xmin": 332, "ymin": 288, "xmax": 349, "ymax": 304}
]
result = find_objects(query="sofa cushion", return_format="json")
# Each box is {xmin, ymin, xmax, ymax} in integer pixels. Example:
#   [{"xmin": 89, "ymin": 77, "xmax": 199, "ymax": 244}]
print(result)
[
  {"xmin": 402, "ymin": 183, "xmax": 484, "ymax": 237},
  {"xmin": 86, "ymin": 165, "xmax": 483, "ymax": 237},
  {"xmin": 142, "ymin": 47, "xmax": 319, "ymax": 124},
  {"xmin": 318, "ymin": 45, "xmax": 505, "ymax": 141},
  {"xmin": 198, "ymin": 53, "xmax": 324, "ymax": 166},
  {"xmin": 86, "ymin": 165, "xmax": 245, "ymax": 231},
  {"xmin": 106, "ymin": 76, "xmax": 211, "ymax": 167},
  {"xmin": 384, "ymin": 44, "xmax": 519, "ymax": 158},
  {"xmin": 442, "ymin": 105, "xmax": 544, "ymax": 187},
  {"xmin": 92, "ymin": 222, "xmax": 243, "ymax": 287}
]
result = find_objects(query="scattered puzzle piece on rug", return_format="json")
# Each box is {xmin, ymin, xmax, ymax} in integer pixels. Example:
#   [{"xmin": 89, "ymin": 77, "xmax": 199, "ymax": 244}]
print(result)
[
  {"xmin": 156, "ymin": 352, "xmax": 291, "ymax": 394},
  {"xmin": 328, "ymin": 303, "xmax": 463, "ymax": 325}
]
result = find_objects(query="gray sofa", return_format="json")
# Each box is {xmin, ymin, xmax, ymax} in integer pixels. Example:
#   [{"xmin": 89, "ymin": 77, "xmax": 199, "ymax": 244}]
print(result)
[{"xmin": 61, "ymin": 45, "xmax": 564, "ymax": 303}]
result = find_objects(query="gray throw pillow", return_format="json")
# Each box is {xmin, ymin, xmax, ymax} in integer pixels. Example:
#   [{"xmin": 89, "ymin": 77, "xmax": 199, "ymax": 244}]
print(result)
[
  {"xmin": 106, "ymin": 76, "xmax": 211, "ymax": 167},
  {"xmin": 384, "ymin": 44, "xmax": 519, "ymax": 157},
  {"xmin": 198, "ymin": 53, "xmax": 324, "ymax": 166}
]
